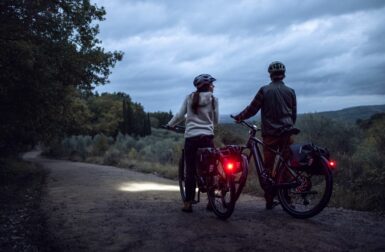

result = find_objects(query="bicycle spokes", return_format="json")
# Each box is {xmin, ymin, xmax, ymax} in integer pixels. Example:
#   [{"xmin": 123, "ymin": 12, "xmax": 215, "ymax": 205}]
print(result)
[
  {"xmin": 207, "ymin": 172, "xmax": 236, "ymax": 220},
  {"xmin": 277, "ymin": 164, "xmax": 333, "ymax": 218}
]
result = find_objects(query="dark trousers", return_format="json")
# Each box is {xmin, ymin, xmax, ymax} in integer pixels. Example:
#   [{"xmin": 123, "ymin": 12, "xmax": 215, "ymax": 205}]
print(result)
[
  {"xmin": 184, "ymin": 135, "xmax": 214, "ymax": 202},
  {"xmin": 263, "ymin": 135, "xmax": 293, "ymax": 202}
]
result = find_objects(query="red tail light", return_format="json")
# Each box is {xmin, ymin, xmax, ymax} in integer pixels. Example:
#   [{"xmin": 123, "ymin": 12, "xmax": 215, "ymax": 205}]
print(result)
[
  {"xmin": 328, "ymin": 160, "xmax": 336, "ymax": 169},
  {"xmin": 223, "ymin": 159, "xmax": 240, "ymax": 173},
  {"xmin": 226, "ymin": 162, "xmax": 234, "ymax": 171}
]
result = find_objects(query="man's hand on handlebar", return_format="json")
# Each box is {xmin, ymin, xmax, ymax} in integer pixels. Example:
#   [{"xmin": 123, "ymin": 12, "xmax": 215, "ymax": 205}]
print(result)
[{"xmin": 230, "ymin": 114, "xmax": 242, "ymax": 123}]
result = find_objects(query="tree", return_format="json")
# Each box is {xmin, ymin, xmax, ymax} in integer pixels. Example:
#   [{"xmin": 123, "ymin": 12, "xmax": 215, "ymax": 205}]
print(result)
[
  {"xmin": 121, "ymin": 95, "xmax": 134, "ymax": 135},
  {"xmin": 149, "ymin": 111, "xmax": 174, "ymax": 128},
  {"xmin": 87, "ymin": 93, "xmax": 123, "ymax": 136},
  {"xmin": 0, "ymin": 0, "xmax": 123, "ymax": 156},
  {"xmin": 146, "ymin": 113, "xmax": 152, "ymax": 135},
  {"xmin": 131, "ymin": 102, "xmax": 148, "ymax": 137}
]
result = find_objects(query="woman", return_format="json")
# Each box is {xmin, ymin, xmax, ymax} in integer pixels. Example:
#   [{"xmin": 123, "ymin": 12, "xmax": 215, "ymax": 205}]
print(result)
[{"xmin": 167, "ymin": 74, "xmax": 219, "ymax": 212}]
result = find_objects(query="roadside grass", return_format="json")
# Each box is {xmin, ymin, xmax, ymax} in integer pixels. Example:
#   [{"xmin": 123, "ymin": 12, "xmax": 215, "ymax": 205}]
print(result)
[
  {"xmin": 0, "ymin": 158, "xmax": 48, "ymax": 251},
  {"xmin": 115, "ymin": 157, "xmax": 178, "ymax": 180}
]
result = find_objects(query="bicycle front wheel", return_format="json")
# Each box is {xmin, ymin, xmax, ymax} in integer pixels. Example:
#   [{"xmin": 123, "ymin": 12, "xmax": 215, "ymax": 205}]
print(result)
[
  {"xmin": 178, "ymin": 150, "xmax": 187, "ymax": 202},
  {"xmin": 207, "ymin": 162, "xmax": 236, "ymax": 220},
  {"xmin": 276, "ymin": 160, "xmax": 333, "ymax": 219}
]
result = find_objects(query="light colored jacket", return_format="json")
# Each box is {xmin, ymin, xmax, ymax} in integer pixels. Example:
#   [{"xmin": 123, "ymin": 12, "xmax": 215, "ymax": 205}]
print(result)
[{"xmin": 167, "ymin": 92, "xmax": 219, "ymax": 138}]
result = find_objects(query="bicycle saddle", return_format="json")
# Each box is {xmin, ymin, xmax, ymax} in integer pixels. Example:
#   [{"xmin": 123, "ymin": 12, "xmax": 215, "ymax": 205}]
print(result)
[{"xmin": 281, "ymin": 127, "xmax": 300, "ymax": 137}]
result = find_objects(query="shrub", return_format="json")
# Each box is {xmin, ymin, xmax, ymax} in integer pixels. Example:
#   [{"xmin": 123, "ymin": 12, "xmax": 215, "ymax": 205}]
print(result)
[
  {"xmin": 127, "ymin": 148, "xmax": 137, "ymax": 160},
  {"xmin": 295, "ymin": 114, "xmax": 360, "ymax": 155},
  {"xmin": 103, "ymin": 147, "xmax": 121, "ymax": 166},
  {"xmin": 114, "ymin": 133, "xmax": 136, "ymax": 153},
  {"xmin": 92, "ymin": 134, "xmax": 109, "ymax": 155}
]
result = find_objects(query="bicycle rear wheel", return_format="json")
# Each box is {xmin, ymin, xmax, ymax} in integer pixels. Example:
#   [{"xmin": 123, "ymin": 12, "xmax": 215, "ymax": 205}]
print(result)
[
  {"xmin": 276, "ymin": 161, "xmax": 333, "ymax": 219},
  {"xmin": 207, "ymin": 161, "xmax": 236, "ymax": 220},
  {"xmin": 233, "ymin": 155, "xmax": 248, "ymax": 201},
  {"xmin": 178, "ymin": 150, "xmax": 187, "ymax": 202}
]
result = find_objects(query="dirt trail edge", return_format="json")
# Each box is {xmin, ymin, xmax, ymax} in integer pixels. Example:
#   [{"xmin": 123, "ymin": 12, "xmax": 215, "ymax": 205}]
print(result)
[{"xmin": 25, "ymin": 152, "xmax": 385, "ymax": 252}]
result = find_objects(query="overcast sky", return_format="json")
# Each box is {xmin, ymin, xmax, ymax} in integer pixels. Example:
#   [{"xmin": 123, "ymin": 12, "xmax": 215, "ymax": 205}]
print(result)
[{"xmin": 92, "ymin": 0, "xmax": 385, "ymax": 115}]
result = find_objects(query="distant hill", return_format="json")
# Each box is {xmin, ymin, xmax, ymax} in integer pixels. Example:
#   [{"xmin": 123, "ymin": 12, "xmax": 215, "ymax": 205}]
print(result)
[
  {"xmin": 220, "ymin": 104, "xmax": 385, "ymax": 124},
  {"xmin": 315, "ymin": 104, "xmax": 385, "ymax": 123}
]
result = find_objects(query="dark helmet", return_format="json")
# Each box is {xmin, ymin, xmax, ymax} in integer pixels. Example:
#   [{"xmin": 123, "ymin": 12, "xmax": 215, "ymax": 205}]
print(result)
[
  {"xmin": 193, "ymin": 74, "xmax": 216, "ymax": 87},
  {"xmin": 268, "ymin": 61, "xmax": 286, "ymax": 74}
]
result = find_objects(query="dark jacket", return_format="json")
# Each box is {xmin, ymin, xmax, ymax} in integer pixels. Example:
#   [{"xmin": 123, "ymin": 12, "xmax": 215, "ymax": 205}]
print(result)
[{"xmin": 235, "ymin": 80, "xmax": 297, "ymax": 137}]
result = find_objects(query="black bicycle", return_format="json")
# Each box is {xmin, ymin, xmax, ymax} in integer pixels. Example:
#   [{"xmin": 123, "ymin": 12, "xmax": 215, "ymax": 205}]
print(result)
[
  {"xmin": 231, "ymin": 116, "xmax": 335, "ymax": 218},
  {"xmin": 163, "ymin": 125, "xmax": 238, "ymax": 220}
]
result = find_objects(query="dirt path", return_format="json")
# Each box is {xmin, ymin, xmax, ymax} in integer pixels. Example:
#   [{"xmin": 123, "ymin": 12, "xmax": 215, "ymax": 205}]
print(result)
[{"xmin": 26, "ymin": 153, "xmax": 385, "ymax": 251}]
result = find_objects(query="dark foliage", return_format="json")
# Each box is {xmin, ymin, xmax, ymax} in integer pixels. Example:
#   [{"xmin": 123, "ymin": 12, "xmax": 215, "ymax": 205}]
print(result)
[
  {"xmin": 149, "ymin": 111, "xmax": 173, "ymax": 128},
  {"xmin": 0, "ymin": 0, "xmax": 123, "ymax": 156},
  {"xmin": 0, "ymin": 159, "xmax": 48, "ymax": 250}
]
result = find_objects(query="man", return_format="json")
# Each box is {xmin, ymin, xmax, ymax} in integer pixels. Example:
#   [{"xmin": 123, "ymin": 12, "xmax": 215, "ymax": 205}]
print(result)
[{"xmin": 234, "ymin": 61, "xmax": 297, "ymax": 209}]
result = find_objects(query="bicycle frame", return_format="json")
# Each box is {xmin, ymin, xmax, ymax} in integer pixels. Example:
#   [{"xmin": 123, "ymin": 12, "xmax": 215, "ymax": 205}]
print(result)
[
  {"xmin": 247, "ymin": 136, "xmax": 275, "ymax": 191},
  {"xmin": 239, "ymin": 121, "xmax": 299, "ymax": 192}
]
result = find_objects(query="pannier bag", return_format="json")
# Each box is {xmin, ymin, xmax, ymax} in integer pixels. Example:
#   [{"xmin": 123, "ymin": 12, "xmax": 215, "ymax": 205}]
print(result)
[
  {"xmin": 196, "ymin": 147, "xmax": 219, "ymax": 177},
  {"xmin": 218, "ymin": 145, "xmax": 247, "ymax": 174},
  {"xmin": 197, "ymin": 145, "xmax": 248, "ymax": 195},
  {"xmin": 218, "ymin": 145, "xmax": 249, "ymax": 192},
  {"xmin": 196, "ymin": 145, "xmax": 248, "ymax": 175},
  {"xmin": 289, "ymin": 143, "xmax": 330, "ymax": 174}
]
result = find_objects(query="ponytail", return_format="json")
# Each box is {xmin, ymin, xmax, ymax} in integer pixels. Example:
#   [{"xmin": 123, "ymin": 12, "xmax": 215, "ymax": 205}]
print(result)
[
  {"xmin": 191, "ymin": 92, "xmax": 200, "ymax": 114},
  {"xmin": 191, "ymin": 84, "xmax": 211, "ymax": 114}
]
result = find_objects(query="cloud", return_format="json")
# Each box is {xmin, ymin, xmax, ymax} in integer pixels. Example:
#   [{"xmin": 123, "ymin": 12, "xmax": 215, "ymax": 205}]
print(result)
[{"xmin": 92, "ymin": 0, "xmax": 385, "ymax": 114}]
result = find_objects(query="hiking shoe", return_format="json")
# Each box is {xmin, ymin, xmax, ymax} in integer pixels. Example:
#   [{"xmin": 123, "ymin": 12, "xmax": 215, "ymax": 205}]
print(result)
[
  {"xmin": 181, "ymin": 202, "xmax": 192, "ymax": 213},
  {"xmin": 265, "ymin": 200, "xmax": 279, "ymax": 210}
]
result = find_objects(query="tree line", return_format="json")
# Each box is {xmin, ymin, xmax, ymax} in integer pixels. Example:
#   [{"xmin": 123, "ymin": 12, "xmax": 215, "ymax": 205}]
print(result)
[
  {"xmin": 0, "ymin": 0, "xmax": 175, "ymax": 157},
  {"xmin": 0, "ymin": 0, "xmax": 125, "ymax": 156},
  {"xmin": 66, "ymin": 91, "xmax": 173, "ymax": 138}
]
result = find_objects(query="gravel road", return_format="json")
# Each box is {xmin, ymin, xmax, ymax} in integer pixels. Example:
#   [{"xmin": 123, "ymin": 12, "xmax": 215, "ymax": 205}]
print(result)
[{"xmin": 26, "ymin": 153, "xmax": 385, "ymax": 252}]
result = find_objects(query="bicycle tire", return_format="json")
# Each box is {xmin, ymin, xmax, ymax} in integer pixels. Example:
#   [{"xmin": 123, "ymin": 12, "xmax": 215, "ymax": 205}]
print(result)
[
  {"xmin": 233, "ymin": 155, "xmax": 248, "ymax": 202},
  {"xmin": 276, "ymin": 160, "xmax": 333, "ymax": 219},
  {"xmin": 178, "ymin": 150, "xmax": 187, "ymax": 202},
  {"xmin": 207, "ymin": 162, "xmax": 236, "ymax": 220}
]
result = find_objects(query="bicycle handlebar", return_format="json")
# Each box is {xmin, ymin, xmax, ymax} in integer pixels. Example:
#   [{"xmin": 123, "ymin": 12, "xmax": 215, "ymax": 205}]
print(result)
[
  {"xmin": 230, "ymin": 115, "xmax": 260, "ymax": 132},
  {"xmin": 161, "ymin": 124, "xmax": 185, "ymax": 133}
]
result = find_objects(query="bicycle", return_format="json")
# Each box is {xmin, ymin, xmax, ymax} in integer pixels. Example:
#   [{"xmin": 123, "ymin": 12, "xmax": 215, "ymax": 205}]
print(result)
[
  {"xmin": 162, "ymin": 125, "xmax": 238, "ymax": 220},
  {"xmin": 230, "ymin": 115, "xmax": 335, "ymax": 218}
]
